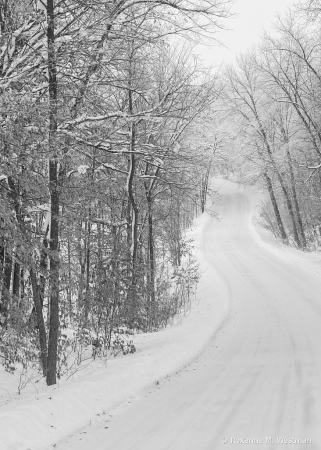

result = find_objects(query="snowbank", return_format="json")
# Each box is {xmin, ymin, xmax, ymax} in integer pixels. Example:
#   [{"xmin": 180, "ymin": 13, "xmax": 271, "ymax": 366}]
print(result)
[
  {"xmin": 246, "ymin": 184, "xmax": 321, "ymax": 279},
  {"xmin": 0, "ymin": 210, "xmax": 230, "ymax": 450}
]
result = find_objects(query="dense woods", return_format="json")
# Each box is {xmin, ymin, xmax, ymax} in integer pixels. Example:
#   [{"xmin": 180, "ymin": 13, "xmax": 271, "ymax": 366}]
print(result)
[
  {"xmin": 0, "ymin": 0, "xmax": 230, "ymax": 385},
  {"xmin": 221, "ymin": 0, "xmax": 321, "ymax": 250}
]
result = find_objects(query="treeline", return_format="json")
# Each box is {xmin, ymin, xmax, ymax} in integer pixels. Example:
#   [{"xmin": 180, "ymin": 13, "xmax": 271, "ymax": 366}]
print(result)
[
  {"xmin": 221, "ymin": 1, "xmax": 321, "ymax": 249},
  {"xmin": 0, "ymin": 1, "xmax": 230, "ymax": 385}
]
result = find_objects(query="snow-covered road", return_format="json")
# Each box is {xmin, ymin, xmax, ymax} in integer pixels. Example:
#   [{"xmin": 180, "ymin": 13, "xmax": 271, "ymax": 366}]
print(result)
[{"xmin": 55, "ymin": 180, "xmax": 321, "ymax": 450}]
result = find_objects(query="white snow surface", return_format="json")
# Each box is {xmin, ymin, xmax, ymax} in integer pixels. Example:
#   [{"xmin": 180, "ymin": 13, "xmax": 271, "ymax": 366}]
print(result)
[{"xmin": 2, "ymin": 178, "xmax": 321, "ymax": 449}]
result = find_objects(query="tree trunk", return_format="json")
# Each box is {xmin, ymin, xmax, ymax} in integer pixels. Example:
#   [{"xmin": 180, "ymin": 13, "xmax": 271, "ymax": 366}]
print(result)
[
  {"xmin": 67, "ymin": 232, "xmax": 72, "ymax": 316},
  {"xmin": 274, "ymin": 168, "xmax": 301, "ymax": 248},
  {"xmin": 200, "ymin": 172, "xmax": 209, "ymax": 213},
  {"xmin": 85, "ymin": 216, "xmax": 91, "ymax": 322},
  {"xmin": 146, "ymin": 192, "xmax": 155, "ymax": 330},
  {"xmin": 263, "ymin": 172, "xmax": 288, "ymax": 242},
  {"xmin": 175, "ymin": 200, "xmax": 182, "ymax": 266},
  {"xmin": 200, "ymin": 154, "xmax": 212, "ymax": 213},
  {"xmin": 46, "ymin": 0, "xmax": 59, "ymax": 386},
  {"xmin": 12, "ymin": 261, "xmax": 20, "ymax": 298},
  {"xmin": 126, "ymin": 123, "xmax": 139, "ymax": 323},
  {"xmin": 126, "ymin": 72, "xmax": 139, "ymax": 324},
  {"xmin": 47, "ymin": 163, "xmax": 60, "ymax": 386},
  {"xmin": 2, "ymin": 251, "xmax": 11, "ymax": 295},
  {"xmin": 286, "ymin": 149, "xmax": 306, "ymax": 249},
  {"xmin": 30, "ymin": 269, "xmax": 47, "ymax": 376}
]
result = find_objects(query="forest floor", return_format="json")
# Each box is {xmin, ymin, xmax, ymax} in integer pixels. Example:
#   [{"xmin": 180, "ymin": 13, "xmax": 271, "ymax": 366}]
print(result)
[{"xmin": 2, "ymin": 178, "xmax": 321, "ymax": 450}]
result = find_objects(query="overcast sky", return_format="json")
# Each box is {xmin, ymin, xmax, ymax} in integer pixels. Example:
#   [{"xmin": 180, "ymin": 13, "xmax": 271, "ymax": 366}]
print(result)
[{"xmin": 198, "ymin": 0, "xmax": 297, "ymax": 65}]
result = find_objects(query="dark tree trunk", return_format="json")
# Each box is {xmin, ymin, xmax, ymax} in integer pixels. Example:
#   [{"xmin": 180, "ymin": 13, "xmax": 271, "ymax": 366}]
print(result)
[
  {"xmin": 200, "ymin": 162, "xmax": 211, "ymax": 213},
  {"xmin": 67, "ymin": 232, "xmax": 72, "ymax": 315},
  {"xmin": 126, "ymin": 73, "xmax": 139, "ymax": 324},
  {"xmin": 147, "ymin": 199, "xmax": 155, "ymax": 304},
  {"xmin": 263, "ymin": 172, "xmax": 288, "ymax": 242},
  {"xmin": 47, "ymin": 176, "xmax": 59, "ymax": 385},
  {"xmin": 46, "ymin": 0, "xmax": 60, "ymax": 386},
  {"xmin": 0, "ymin": 245, "xmax": 8, "ymax": 324},
  {"xmin": 145, "ymin": 192, "xmax": 155, "ymax": 330},
  {"xmin": 30, "ymin": 269, "xmax": 47, "ymax": 376},
  {"xmin": 275, "ymin": 168, "xmax": 301, "ymax": 248},
  {"xmin": 3, "ymin": 251, "xmax": 11, "ymax": 293},
  {"xmin": 175, "ymin": 201, "xmax": 181, "ymax": 266},
  {"xmin": 126, "ymin": 124, "xmax": 139, "ymax": 323},
  {"xmin": 85, "ymin": 217, "xmax": 91, "ymax": 322},
  {"xmin": 143, "ymin": 161, "xmax": 161, "ymax": 330},
  {"xmin": 12, "ymin": 261, "xmax": 20, "ymax": 297},
  {"xmin": 286, "ymin": 149, "xmax": 306, "ymax": 249}
]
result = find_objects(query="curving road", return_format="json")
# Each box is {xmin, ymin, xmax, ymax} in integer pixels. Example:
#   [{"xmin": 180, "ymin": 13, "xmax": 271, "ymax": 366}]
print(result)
[{"xmin": 56, "ymin": 180, "xmax": 321, "ymax": 450}]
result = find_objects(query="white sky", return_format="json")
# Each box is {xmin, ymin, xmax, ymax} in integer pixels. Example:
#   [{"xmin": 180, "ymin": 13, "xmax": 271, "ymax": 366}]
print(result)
[{"xmin": 197, "ymin": 0, "xmax": 297, "ymax": 65}]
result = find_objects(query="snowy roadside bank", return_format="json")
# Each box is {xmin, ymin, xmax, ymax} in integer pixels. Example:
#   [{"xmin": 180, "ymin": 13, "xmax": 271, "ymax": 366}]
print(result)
[
  {"xmin": 247, "ymin": 187, "xmax": 321, "ymax": 279},
  {"xmin": 0, "ymin": 210, "xmax": 231, "ymax": 450}
]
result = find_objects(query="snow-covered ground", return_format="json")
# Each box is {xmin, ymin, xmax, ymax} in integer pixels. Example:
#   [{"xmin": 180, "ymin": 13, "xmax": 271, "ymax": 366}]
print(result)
[
  {"xmin": 2, "ymin": 178, "xmax": 321, "ymax": 450},
  {"xmin": 0, "ymin": 181, "xmax": 231, "ymax": 450}
]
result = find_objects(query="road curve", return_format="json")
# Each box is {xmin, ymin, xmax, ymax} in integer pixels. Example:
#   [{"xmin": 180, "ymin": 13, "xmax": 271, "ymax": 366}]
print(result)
[{"xmin": 56, "ymin": 180, "xmax": 321, "ymax": 450}]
